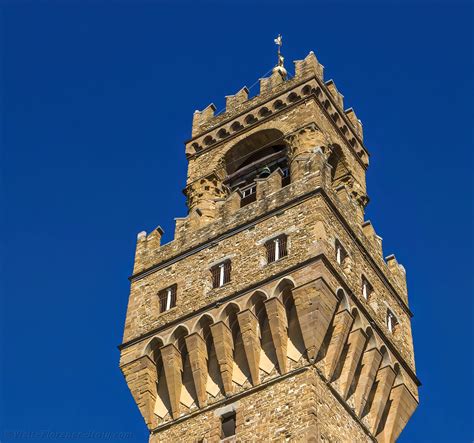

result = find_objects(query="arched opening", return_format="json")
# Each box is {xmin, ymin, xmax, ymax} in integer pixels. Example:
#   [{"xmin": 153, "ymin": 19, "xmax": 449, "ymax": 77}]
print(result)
[
  {"xmin": 272, "ymin": 277, "xmax": 296, "ymax": 299},
  {"xmin": 393, "ymin": 362, "xmax": 404, "ymax": 386},
  {"xmin": 362, "ymin": 346, "xmax": 391, "ymax": 419},
  {"xmin": 317, "ymin": 288, "xmax": 350, "ymax": 365},
  {"xmin": 386, "ymin": 308, "xmax": 399, "ymax": 334},
  {"xmin": 224, "ymin": 129, "xmax": 290, "ymax": 198},
  {"xmin": 365, "ymin": 327, "xmax": 377, "ymax": 350},
  {"xmin": 336, "ymin": 288, "xmax": 350, "ymax": 312},
  {"xmin": 380, "ymin": 345, "xmax": 392, "ymax": 367},
  {"xmin": 196, "ymin": 314, "xmax": 223, "ymax": 399},
  {"xmin": 169, "ymin": 326, "xmax": 198, "ymax": 411},
  {"xmin": 248, "ymin": 292, "xmax": 278, "ymax": 376},
  {"xmin": 223, "ymin": 304, "xmax": 250, "ymax": 387},
  {"xmin": 144, "ymin": 337, "xmax": 171, "ymax": 420},
  {"xmin": 347, "ymin": 327, "xmax": 377, "ymax": 401},
  {"xmin": 351, "ymin": 308, "xmax": 363, "ymax": 330},
  {"xmin": 327, "ymin": 145, "xmax": 350, "ymax": 187},
  {"xmin": 144, "ymin": 336, "xmax": 164, "ymax": 363},
  {"xmin": 281, "ymin": 286, "xmax": 305, "ymax": 365}
]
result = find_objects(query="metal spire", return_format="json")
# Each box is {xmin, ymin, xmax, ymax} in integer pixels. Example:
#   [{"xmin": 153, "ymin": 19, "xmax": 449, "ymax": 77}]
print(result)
[
  {"xmin": 273, "ymin": 34, "xmax": 287, "ymax": 79},
  {"xmin": 274, "ymin": 34, "xmax": 283, "ymax": 65}
]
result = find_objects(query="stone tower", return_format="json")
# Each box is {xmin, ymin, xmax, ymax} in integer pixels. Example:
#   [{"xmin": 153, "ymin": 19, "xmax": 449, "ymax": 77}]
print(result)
[{"xmin": 119, "ymin": 49, "xmax": 419, "ymax": 442}]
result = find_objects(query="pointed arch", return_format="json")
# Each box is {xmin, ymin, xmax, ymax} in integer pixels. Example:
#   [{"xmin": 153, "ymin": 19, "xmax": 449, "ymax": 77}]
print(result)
[
  {"xmin": 351, "ymin": 308, "xmax": 363, "ymax": 330},
  {"xmin": 169, "ymin": 325, "xmax": 190, "ymax": 348},
  {"xmin": 327, "ymin": 144, "xmax": 351, "ymax": 185},
  {"xmin": 336, "ymin": 287, "xmax": 351, "ymax": 312},
  {"xmin": 272, "ymin": 276, "xmax": 296, "ymax": 299},
  {"xmin": 223, "ymin": 129, "xmax": 289, "ymax": 192},
  {"xmin": 246, "ymin": 290, "xmax": 268, "ymax": 314},
  {"xmin": 191, "ymin": 313, "xmax": 216, "ymax": 337},
  {"xmin": 143, "ymin": 336, "xmax": 165, "ymax": 362},
  {"xmin": 217, "ymin": 301, "xmax": 241, "ymax": 325},
  {"xmin": 379, "ymin": 345, "xmax": 393, "ymax": 368},
  {"xmin": 365, "ymin": 327, "xmax": 378, "ymax": 350}
]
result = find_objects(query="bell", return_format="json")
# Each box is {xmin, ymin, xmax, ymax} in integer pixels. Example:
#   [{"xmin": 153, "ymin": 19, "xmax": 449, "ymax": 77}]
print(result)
[{"xmin": 259, "ymin": 166, "xmax": 271, "ymax": 178}]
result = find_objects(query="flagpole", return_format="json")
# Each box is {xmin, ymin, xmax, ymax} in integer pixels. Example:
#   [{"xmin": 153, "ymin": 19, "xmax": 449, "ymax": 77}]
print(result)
[{"xmin": 277, "ymin": 34, "xmax": 280, "ymax": 65}]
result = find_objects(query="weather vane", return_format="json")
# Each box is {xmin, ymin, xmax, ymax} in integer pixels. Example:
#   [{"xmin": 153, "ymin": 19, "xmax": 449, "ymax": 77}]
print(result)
[
  {"xmin": 273, "ymin": 34, "xmax": 287, "ymax": 79},
  {"xmin": 274, "ymin": 34, "xmax": 284, "ymax": 66}
]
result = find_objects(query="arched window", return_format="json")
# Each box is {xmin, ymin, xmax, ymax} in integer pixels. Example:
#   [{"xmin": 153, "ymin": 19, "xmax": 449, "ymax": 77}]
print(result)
[{"xmin": 224, "ymin": 129, "xmax": 290, "ymax": 202}]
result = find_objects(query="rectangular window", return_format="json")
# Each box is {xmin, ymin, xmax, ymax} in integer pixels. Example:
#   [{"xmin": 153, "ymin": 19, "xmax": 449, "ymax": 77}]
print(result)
[
  {"xmin": 335, "ymin": 239, "xmax": 348, "ymax": 265},
  {"xmin": 211, "ymin": 260, "xmax": 231, "ymax": 288},
  {"xmin": 281, "ymin": 167, "xmax": 291, "ymax": 187},
  {"xmin": 387, "ymin": 309, "xmax": 398, "ymax": 333},
  {"xmin": 221, "ymin": 412, "xmax": 236, "ymax": 439},
  {"xmin": 158, "ymin": 284, "xmax": 177, "ymax": 313},
  {"xmin": 265, "ymin": 234, "xmax": 288, "ymax": 263},
  {"xmin": 362, "ymin": 276, "xmax": 373, "ymax": 300},
  {"xmin": 240, "ymin": 184, "xmax": 257, "ymax": 207}
]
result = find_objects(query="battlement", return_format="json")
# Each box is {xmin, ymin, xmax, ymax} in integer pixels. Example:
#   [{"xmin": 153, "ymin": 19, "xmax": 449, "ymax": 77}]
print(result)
[
  {"xmin": 188, "ymin": 51, "xmax": 368, "ymax": 165},
  {"xmin": 191, "ymin": 52, "xmax": 323, "ymax": 136}
]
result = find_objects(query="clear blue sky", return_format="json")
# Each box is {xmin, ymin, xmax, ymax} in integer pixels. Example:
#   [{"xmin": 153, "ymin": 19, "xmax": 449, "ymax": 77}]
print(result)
[{"xmin": 1, "ymin": 1, "xmax": 472, "ymax": 442}]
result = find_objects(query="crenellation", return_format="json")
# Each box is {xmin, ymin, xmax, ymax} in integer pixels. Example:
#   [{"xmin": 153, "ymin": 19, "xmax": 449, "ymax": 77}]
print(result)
[
  {"xmin": 259, "ymin": 70, "xmax": 286, "ymax": 95},
  {"xmin": 346, "ymin": 107, "xmax": 364, "ymax": 140},
  {"xmin": 385, "ymin": 255, "xmax": 408, "ymax": 302},
  {"xmin": 192, "ymin": 103, "xmax": 217, "ymax": 137},
  {"xmin": 325, "ymin": 79, "xmax": 344, "ymax": 110},
  {"xmin": 362, "ymin": 221, "xmax": 384, "ymax": 258},
  {"xmin": 225, "ymin": 86, "xmax": 249, "ymax": 113},
  {"xmin": 294, "ymin": 51, "xmax": 324, "ymax": 80},
  {"xmin": 186, "ymin": 51, "xmax": 368, "ymax": 169}
]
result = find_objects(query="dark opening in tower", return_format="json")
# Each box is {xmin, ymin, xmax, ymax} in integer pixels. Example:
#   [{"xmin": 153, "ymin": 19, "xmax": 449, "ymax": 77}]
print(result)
[{"xmin": 224, "ymin": 129, "xmax": 290, "ymax": 206}]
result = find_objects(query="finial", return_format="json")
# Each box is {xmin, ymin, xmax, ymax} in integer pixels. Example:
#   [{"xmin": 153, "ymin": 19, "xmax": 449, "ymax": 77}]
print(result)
[{"xmin": 272, "ymin": 34, "xmax": 287, "ymax": 79}]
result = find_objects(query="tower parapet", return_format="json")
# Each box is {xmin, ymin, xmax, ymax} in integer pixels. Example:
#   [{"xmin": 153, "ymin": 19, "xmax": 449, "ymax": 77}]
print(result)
[{"xmin": 189, "ymin": 51, "xmax": 366, "ymax": 166}]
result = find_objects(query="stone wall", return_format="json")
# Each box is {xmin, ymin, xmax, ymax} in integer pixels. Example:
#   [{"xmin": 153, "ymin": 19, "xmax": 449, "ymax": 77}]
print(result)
[{"xmin": 150, "ymin": 368, "xmax": 372, "ymax": 443}]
